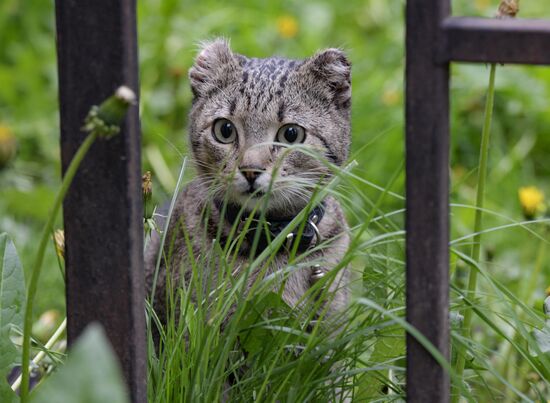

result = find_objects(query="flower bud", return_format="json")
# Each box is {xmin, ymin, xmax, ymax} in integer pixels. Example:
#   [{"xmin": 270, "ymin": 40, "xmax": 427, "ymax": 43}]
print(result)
[
  {"xmin": 496, "ymin": 0, "xmax": 519, "ymax": 19},
  {"xmin": 142, "ymin": 171, "xmax": 154, "ymax": 221},
  {"xmin": 82, "ymin": 86, "xmax": 137, "ymax": 139},
  {"xmin": 32, "ymin": 309, "xmax": 61, "ymax": 343},
  {"xmin": 142, "ymin": 171, "xmax": 152, "ymax": 202},
  {"xmin": 53, "ymin": 229, "xmax": 65, "ymax": 260}
]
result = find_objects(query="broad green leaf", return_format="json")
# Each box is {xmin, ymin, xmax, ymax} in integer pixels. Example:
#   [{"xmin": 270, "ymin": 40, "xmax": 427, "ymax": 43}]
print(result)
[
  {"xmin": 355, "ymin": 325, "xmax": 405, "ymax": 399},
  {"xmin": 0, "ymin": 233, "xmax": 26, "ymax": 403},
  {"xmin": 31, "ymin": 323, "xmax": 129, "ymax": 403}
]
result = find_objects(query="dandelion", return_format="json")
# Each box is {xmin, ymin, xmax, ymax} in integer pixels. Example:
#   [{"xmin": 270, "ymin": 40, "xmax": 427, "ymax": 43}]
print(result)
[
  {"xmin": 545, "ymin": 285, "xmax": 550, "ymax": 297},
  {"xmin": 82, "ymin": 85, "xmax": 137, "ymax": 139},
  {"xmin": 142, "ymin": 171, "xmax": 152, "ymax": 202},
  {"xmin": 0, "ymin": 124, "xmax": 17, "ymax": 168},
  {"xmin": 475, "ymin": 0, "xmax": 490, "ymax": 12},
  {"xmin": 20, "ymin": 86, "xmax": 135, "ymax": 401},
  {"xmin": 142, "ymin": 171, "xmax": 153, "ymax": 218},
  {"xmin": 518, "ymin": 186, "xmax": 546, "ymax": 220},
  {"xmin": 142, "ymin": 171, "xmax": 157, "ymax": 234},
  {"xmin": 382, "ymin": 88, "xmax": 400, "ymax": 106},
  {"xmin": 277, "ymin": 15, "xmax": 299, "ymax": 39}
]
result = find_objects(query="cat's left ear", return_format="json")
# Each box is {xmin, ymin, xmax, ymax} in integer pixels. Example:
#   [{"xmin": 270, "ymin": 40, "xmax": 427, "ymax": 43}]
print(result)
[
  {"xmin": 189, "ymin": 38, "xmax": 241, "ymax": 98},
  {"xmin": 304, "ymin": 49, "xmax": 351, "ymax": 109}
]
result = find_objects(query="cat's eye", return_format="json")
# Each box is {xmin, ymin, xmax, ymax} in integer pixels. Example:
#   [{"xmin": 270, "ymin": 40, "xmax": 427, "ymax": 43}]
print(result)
[
  {"xmin": 212, "ymin": 118, "xmax": 237, "ymax": 144},
  {"xmin": 276, "ymin": 124, "xmax": 306, "ymax": 145}
]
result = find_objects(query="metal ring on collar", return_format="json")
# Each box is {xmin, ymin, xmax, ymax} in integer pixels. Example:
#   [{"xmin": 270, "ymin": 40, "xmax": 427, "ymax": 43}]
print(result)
[
  {"xmin": 285, "ymin": 232, "xmax": 294, "ymax": 249},
  {"xmin": 308, "ymin": 219, "xmax": 321, "ymax": 248}
]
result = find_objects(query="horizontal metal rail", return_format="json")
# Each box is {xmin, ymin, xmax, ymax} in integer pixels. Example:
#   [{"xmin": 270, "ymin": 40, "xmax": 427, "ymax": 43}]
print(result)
[{"xmin": 441, "ymin": 17, "xmax": 550, "ymax": 65}]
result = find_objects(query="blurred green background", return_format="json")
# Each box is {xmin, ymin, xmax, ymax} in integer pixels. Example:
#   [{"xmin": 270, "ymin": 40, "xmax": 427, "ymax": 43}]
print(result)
[{"xmin": 1, "ymin": 0, "xmax": 549, "ymax": 332}]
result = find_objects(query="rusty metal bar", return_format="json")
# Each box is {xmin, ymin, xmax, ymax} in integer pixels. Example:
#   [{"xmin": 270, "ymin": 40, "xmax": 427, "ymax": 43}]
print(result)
[
  {"xmin": 405, "ymin": 0, "xmax": 451, "ymax": 401},
  {"xmin": 55, "ymin": 1, "xmax": 146, "ymax": 401},
  {"xmin": 406, "ymin": 0, "xmax": 550, "ymax": 401},
  {"xmin": 441, "ymin": 17, "xmax": 550, "ymax": 65}
]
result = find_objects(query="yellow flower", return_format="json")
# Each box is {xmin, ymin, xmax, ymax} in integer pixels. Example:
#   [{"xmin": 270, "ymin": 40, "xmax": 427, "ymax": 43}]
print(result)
[
  {"xmin": 545, "ymin": 285, "xmax": 550, "ymax": 296},
  {"xmin": 169, "ymin": 66, "xmax": 185, "ymax": 79},
  {"xmin": 475, "ymin": 0, "xmax": 490, "ymax": 12},
  {"xmin": 518, "ymin": 186, "xmax": 546, "ymax": 220},
  {"xmin": 382, "ymin": 88, "xmax": 400, "ymax": 106},
  {"xmin": 0, "ymin": 124, "xmax": 17, "ymax": 168},
  {"xmin": 0, "ymin": 125, "xmax": 12, "ymax": 140},
  {"xmin": 277, "ymin": 15, "xmax": 299, "ymax": 39}
]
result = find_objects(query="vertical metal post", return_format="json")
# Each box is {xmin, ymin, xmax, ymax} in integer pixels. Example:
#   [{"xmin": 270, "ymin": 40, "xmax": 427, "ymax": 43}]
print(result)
[
  {"xmin": 55, "ymin": 1, "xmax": 146, "ymax": 401},
  {"xmin": 405, "ymin": 0, "xmax": 450, "ymax": 401}
]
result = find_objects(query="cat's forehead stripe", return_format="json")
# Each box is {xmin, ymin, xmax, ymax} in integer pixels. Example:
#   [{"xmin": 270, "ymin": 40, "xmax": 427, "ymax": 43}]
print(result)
[{"xmin": 236, "ymin": 56, "xmax": 301, "ymax": 115}]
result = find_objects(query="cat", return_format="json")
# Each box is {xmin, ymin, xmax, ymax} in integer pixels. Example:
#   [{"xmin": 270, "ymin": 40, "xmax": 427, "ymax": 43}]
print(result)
[{"xmin": 144, "ymin": 38, "xmax": 351, "ymax": 328}]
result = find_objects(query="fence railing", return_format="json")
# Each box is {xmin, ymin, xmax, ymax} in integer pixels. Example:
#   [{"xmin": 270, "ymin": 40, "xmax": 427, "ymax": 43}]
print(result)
[
  {"xmin": 53, "ymin": 0, "xmax": 550, "ymax": 401},
  {"xmin": 406, "ymin": 1, "xmax": 550, "ymax": 402},
  {"xmin": 55, "ymin": 1, "xmax": 146, "ymax": 402}
]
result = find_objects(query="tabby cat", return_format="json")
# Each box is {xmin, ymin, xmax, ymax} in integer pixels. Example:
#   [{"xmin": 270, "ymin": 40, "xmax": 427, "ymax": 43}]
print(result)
[{"xmin": 145, "ymin": 39, "xmax": 352, "ymax": 324}]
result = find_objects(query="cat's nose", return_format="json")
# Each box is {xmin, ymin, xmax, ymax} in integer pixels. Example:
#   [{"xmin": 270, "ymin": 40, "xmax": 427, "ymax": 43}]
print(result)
[{"xmin": 239, "ymin": 165, "xmax": 264, "ymax": 186}]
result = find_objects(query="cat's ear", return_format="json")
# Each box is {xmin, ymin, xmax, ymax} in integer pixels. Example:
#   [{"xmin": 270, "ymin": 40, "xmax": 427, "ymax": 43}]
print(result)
[
  {"xmin": 189, "ymin": 38, "xmax": 240, "ymax": 98},
  {"xmin": 304, "ymin": 49, "xmax": 351, "ymax": 109}
]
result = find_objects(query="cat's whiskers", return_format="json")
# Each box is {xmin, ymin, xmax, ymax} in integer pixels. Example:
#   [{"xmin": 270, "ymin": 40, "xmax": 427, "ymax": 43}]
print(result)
[
  {"xmin": 189, "ymin": 158, "xmax": 227, "ymax": 174},
  {"xmin": 266, "ymin": 177, "xmax": 321, "ymax": 212}
]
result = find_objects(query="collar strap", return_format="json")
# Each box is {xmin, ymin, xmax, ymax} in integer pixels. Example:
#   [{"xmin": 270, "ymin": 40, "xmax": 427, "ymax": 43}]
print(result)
[{"xmin": 215, "ymin": 200, "xmax": 325, "ymax": 254}]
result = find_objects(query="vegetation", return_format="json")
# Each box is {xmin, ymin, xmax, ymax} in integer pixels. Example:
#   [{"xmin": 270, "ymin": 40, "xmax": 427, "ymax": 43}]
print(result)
[{"xmin": 1, "ymin": 0, "xmax": 550, "ymax": 401}]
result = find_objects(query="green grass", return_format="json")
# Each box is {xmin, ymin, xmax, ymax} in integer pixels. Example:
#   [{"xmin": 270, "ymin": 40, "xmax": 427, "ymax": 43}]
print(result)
[
  {"xmin": 145, "ymin": 154, "xmax": 408, "ymax": 401},
  {"xmin": 2, "ymin": 0, "xmax": 550, "ymax": 401}
]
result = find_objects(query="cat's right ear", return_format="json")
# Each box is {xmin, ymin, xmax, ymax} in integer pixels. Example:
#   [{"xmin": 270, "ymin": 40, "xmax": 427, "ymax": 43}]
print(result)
[
  {"xmin": 303, "ymin": 48, "xmax": 351, "ymax": 110},
  {"xmin": 189, "ymin": 39, "xmax": 240, "ymax": 98}
]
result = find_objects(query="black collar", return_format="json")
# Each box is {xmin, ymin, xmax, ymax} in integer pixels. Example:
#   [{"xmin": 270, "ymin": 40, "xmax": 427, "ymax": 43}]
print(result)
[{"xmin": 215, "ymin": 200, "xmax": 325, "ymax": 255}]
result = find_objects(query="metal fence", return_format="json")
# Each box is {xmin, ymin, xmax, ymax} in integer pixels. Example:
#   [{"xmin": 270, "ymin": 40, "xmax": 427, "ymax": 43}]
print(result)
[
  {"xmin": 53, "ymin": 0, "xmax": 550, "ymax": 401},
  {"xmin": 55, "ymin": 1, "xmax": 145, "ymax": 402},
  {"xmin": 406, "ymin": 1, "xmax": 550, "ymax": 402}
]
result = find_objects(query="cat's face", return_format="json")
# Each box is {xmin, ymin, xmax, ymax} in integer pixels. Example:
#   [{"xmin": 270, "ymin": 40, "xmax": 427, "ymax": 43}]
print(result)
[{"xmin": 188, "ymin": 39, "xmax": 351, "ymax": 215}]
